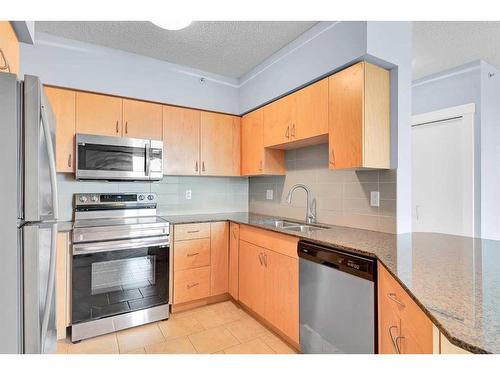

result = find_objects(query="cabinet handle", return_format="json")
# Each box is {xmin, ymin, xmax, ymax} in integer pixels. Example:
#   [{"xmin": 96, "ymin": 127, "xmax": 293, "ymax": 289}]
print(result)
[
  {"xmin": 67, "ymin": 154, "xmax": 72, "ymax": 168},
  {"xmin": 259, "ymin": 160, "xmax": 263, "ymax": 171},
  {"xmin": 232, "ymin": 229, "xmax": 237, "ymax": 239},
  {"xmin": 202, "ymin": 161, "xmax": 205, "ymax": 172},
  {"xmin": 0, "ymin": 48, "xmax": 11, "ymax": 72},
  {"xmin": 187, "ymin": 230, "xmax": 200, "ymax": 234},
  {"xmin": 285, "ymin": 126, "xmax": 290, "ymax": 139},
  {"xmin": 387, "ymin": 293, "xmax": 406, "ymax": 308},
  {"xmin": 187, "ymin": 282, "xmax": 199, "ymax": 289},
  {"xmin": 330, "ymin": 148, "xmax": 335, "ymax": 165},
  {"xmin": 291, "ymin": 123, "xmax": 296, "ymax": 137},
  {"xmin": 388, "ymin": 325, "xmax": 404, "ymax": 354},
  {"xmin": 187, "ymin": 252, "xmax": 200, "ymax": 257},
  {"xmin": 115, "ymin": 121, "xmax": 119, "ymax": 134},
  {"xmin": 258, "ymin": 253, "xmax": 263, "ymax": 265},
  {"xmin": 263, "ymin": 254, "xmax": 267, "ymax": 267},
  {"xmin": 195, "ymin": 161, "xmax": 198, "ymax": 172},
  {"xmin": 125, "ymin": 121, "xmax": 128, "ymax": 134}
]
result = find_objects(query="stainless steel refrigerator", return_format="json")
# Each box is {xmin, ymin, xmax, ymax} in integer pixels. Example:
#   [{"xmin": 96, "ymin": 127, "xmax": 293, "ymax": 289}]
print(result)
[{"xmin": 0, "ymin": 72, "xmax": 59, "ymax": 354}]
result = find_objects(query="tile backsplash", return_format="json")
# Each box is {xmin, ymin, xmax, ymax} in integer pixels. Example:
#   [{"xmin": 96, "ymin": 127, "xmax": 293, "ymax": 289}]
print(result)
[
  {"xmin": 57, "ymin": 174, "xmax": 249, "ymax": 221},
  {"xmin": 248, "ymin": 144, "xmax": 397, "ymax": 233}
]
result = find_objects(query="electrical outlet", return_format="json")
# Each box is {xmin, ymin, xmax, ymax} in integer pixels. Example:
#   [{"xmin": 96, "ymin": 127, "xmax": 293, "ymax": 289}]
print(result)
[
  {"xmin": 266, "ymin": 189, "xmax": 274, "ymax": 200},
  {"xmin": 370, "ymin": 191, "xmax": 380, "ymax": 207},
  {"xmin": 185, "ymin": 189, "xmax": 192, "ymax": 200}
]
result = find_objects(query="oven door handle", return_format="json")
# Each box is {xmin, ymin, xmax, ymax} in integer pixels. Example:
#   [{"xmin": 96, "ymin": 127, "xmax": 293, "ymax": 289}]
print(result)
[{"xmin": 73, "ymin": 236, "xmax": 169, "ymax": 255}]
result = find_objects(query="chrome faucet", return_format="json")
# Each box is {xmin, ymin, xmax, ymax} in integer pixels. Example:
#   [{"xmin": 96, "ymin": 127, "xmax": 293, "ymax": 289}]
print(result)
[{"xmin": 285, "ymin": 183, "xmax": 317, "ymax": 224}]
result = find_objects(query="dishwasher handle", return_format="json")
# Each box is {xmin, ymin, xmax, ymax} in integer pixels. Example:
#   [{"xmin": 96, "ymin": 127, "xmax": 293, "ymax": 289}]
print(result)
[{"xmin": 298, "ymin": 240, "xmax": 375, "ymax": 282}]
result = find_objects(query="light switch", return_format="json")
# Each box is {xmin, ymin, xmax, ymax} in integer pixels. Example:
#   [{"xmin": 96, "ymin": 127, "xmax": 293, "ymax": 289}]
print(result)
[
  {"xmin": 266, "ymin": 189, "xmax": 274, "ymax": 200},
  {"xmin": 370, "ymin": 191, "xmax": 380, "ymax": 207},
  {"xmin": 185, "ymin": 190, "xmax": 192, "ymax": 200}
]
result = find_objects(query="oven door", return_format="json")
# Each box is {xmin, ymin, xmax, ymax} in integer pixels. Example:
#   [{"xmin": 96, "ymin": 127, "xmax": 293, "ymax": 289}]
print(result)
[
  {"xmin": 75, "ymin": 134, "xmax": 162, "ymax": 181},
  {"xmin": 72, "ymin": 236, "xmax": 169, "ymax": 325}
]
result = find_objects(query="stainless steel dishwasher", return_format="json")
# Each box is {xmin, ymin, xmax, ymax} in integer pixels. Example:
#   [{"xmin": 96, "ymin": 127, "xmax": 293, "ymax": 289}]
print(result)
[{"xmin": 298, "ymin": 240, "xmax": 376, "ymax": 354}]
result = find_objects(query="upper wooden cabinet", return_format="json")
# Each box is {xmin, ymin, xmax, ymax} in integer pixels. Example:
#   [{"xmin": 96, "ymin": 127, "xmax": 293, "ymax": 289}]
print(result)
[
  {"xmin": 163, "ymin": 105, "xmax": 201, "ymax": 175},
  {"xmin": 241, "ymin": 108, "xmax": 285, "ymax": 176},
  {"xmin": 76, "ymin": 92, "xmax": 123, "ymax": 137},
  {"xmin": 200, "ymin": 112, "xmax": 240, "ymax": 176},
  {"xmin": 122, "ymin": 99, "xmax": 162, "ymax": 140},
  {"xmin": 329, "ymin": 61, "xmax": 390, "ymax": 169},
  {"xmin": 0, "ymin": 21, "xmax": 20, "ymax": 77},
  {"xmin": 263, "ymin": 78, "xmax": 328, "ymax": 148},
  {"xmin": 45, "ymin": 87, "xmax": 76, "ymax": 173}
]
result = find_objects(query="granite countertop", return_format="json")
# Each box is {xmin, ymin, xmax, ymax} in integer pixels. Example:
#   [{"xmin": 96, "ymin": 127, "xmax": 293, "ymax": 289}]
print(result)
[{"xmin": 162, "ymin": 212, "xmax": 500, "ymax": 354}]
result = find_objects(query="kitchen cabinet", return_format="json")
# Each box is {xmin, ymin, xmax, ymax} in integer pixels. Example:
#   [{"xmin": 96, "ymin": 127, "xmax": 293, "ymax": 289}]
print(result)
[
  {"xmin": 378, "ymin": 264, "xmax": 433, "ymax": 354},
  {"xmin": 56, "ymin": 232, "xmax": 71, "ymax": 340},
  {"xmin": 329, "ymin": 61, "xmax": 390, "ymax": 169},
  {"xmin": 263, "ymin": 78, "xmax": 328, "ymax": 149},
  {"xmin": 210, "ymin": 222, "xmax": 229, "ymax": 296},
  {"xmin": 122, "ymin": 98, "xmax": 162, "ymax": 140},
  {"xmin": 76, "ymin": 92, "xmax": 123, "ymax": 137},
  {"xmin": 45, "ymin": 87, "xmax": 76, "ymax": 173},
  {"xmin": 162, "ymin": 105, "xmax": 201, "ymax": 175},
  {"xmin": 173, "ymin": 221, "xmax": 229, "ymax": 306},
  {"xmin": 200, "ymin": 112, "xmax": 240, "ymax": 176},
  {"xmin": 239, "ymin": 225, "xmax": 299, "ymax": 344},
  {"xmin": 228, "ymin": 222, "xmax": 239, "ymax": 300},
  {"xmin": 0, "ymin": 21, "xmax": 19, "ymax": 76},
  {"xmin": 241, "ymin": 108, "xmax": 285, "ymax": 176},
  {"xmin": 238, "ymin": 240, "xmax": 267, "ymax": 317}
]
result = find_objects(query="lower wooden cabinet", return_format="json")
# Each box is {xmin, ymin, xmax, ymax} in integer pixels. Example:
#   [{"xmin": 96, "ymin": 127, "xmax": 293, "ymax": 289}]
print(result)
[
  {"xmin": 173, "ymin": 221, "xmax": 229, "ymax": 305},
  {"xmin": 228, "ymin": 222, "xmax": 240, "ymax": 300},
  {"xmin": 238, "ymin": 225, "xmax": 299, "ymax": 344},
  {"xmin": 378, "ymin": 264, "xmax": 433, "ymax": 354}
]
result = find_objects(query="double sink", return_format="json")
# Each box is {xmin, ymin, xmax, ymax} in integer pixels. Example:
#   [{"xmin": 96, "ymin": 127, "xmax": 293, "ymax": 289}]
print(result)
[{"xmin": 262, "ymin": 219, "xmax": 330, "ymax": 234}]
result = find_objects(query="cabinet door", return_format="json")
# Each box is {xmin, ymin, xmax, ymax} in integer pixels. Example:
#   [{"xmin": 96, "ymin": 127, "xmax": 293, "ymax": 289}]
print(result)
[
  {"xmin": 56, "ymin": 232, "xmax": 69, "ymax": 340},
  {"xmin": 241, "ymin": 109, "xmax": 264, "ymax": 175},
  {"xmin": 264, "ymin": 250, "xmax": 299, "ymax": 343},
  {"xmin": 76, "ymin": 92, "xmax": 123, "ymax": 137},
  {"xmin": 45, "ymin": 87, "xmax": 76, "ymax": 173},
  {"xmin": 231, "ymin": 116, "xmax": 241, "ymax": 176},
  {"xmin": 328, "ymin": 62, "xmax": 364, "ymax": 169},
  {"xmin": 122, "ymin": 99, "xmax": 162, "ymax": 140},
  {"xmin": 238, "ymin": 240, "xmax": 266, "ymax": 316},
  {"xmin": 200, "ymin": 112, "xmax": 239, "ymax": 176},
  {"xmin": 0, "ymin": 21, "xmax": 20, "ymax": 76},
  {"xmin": 210, "ymin": 222, "xmax": 229, "ymax": 296},
  {"xmin": 162, "ymin": 105, "xmax": 200, "ymax": 175},
  {"xmin": 295, "ymin": 78, "xmax": 329, "ymax": 141},
  {"xmin": 229, "ymin": 223, "xmax": 240, "ymax": 300},
  {"xmin": 263, "ymin": 94, "xmax": 295, "ymax": 147}
]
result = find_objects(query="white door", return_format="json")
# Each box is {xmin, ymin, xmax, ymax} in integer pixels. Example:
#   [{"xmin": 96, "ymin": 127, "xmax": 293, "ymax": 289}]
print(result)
[{"xmin": 412, "ymin": 106, "xmax": 474, "ymax": 236}]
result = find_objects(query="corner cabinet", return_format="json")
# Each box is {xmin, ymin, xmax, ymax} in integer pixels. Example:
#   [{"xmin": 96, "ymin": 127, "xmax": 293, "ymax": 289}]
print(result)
[
  {"xmin": 329, "ymin": 61, "xmax": 390, "ymax": 169},
  {"xmin": 241, "ymin": 108, "xmax": 285, "ymax": 176}
]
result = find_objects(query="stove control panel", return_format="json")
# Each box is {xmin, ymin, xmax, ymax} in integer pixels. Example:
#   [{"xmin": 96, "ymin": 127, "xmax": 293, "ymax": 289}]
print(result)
[{"xmin": 75, "ymin": 193, "xmax": 158, "ymax": 207}]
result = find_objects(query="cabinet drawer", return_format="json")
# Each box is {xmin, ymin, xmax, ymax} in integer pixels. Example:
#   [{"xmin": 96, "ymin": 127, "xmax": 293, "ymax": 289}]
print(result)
[
  {"xmin": 378, "ymin": 264, "xmax": 433, "ymax": 354},
  {"xmin": 174, "ymin": 266, "xmax": 211, "ymax": 304},
  {"xmin": 174, "ymin": 223, "xmax": 211, "ymax": 241},
  {"xmin": 174, "ymin": 238, "xmax": 211, "ymax": 271},
  {"xmin": 239, "ymin": 225, "xmax": 298, "ymax": 259}
]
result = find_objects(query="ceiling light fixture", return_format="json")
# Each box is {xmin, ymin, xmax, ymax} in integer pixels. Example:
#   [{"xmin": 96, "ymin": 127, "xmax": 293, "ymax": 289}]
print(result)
[{"xmin": 152, "ymin": 20, "xmax": 192, "ymax": 31}]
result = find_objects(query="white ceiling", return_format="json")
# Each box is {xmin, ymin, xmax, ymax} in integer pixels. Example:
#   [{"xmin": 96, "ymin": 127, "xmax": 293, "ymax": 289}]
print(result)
[
  {"xmin": 413, "ymin": 21, "xmax": 500, "ymax": 80},
  {"xmin": 35, "ymin": 21, "xmax": 317, "ymax": 79}
]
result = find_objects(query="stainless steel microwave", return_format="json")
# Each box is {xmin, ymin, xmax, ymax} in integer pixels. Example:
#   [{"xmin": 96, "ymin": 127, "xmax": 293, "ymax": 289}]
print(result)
[{"xmin": 75, "ymin": 134, "xmax": 163, "ymax": 181}]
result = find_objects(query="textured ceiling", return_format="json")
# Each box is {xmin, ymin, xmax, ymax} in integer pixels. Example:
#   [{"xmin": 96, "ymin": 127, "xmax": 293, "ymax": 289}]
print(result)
[
  {"xmin": 413, "ymin": 21, "xmax": 500, "ymax": 80},
  {"xmin": 35, "ymin": 21, "xmax": 317, "ymax": 79}
]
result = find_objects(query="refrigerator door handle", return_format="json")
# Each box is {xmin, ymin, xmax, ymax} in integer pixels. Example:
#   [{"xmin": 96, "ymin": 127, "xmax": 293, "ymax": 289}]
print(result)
[
  {"xmin": 40, "ymin": 223, "xmax": 57, "ymax": 353},
  {"xmin": 40, "ymin": 92, "xmax": 59, "ymax": 220}
]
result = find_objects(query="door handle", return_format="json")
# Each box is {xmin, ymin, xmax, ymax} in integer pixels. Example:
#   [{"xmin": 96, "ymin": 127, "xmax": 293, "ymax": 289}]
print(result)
[
  {"xmin": 258, "ymin": 253, "xmax": 263, "ymax": 265},
  {"xmin": 125, "ymin": 121, "xmax": 128, "ymax": 134},
  {"xmin": 387, "ymin": 293, "xmax": 406, "ymax": 308},
  {"xmin": 116, "ymin": 120, "xmax": 119, "ymax": 134},
  {"xmin": 330, "ymin": 148, "xmax": 335, "ymax": 166},
  {"xmin": 187, "ymin": 230, "xmax": 200, "ymax": 234},
  {"xmin": 291, "ymin": 123, "xmax": 296, "ymax": 137},
  {"xmin": 388, "ymin": 325, "xmax": 403, "ymax": 354},
  {"xmin": 187, "ymin": 252, "xmax": 200, "ymax": 257},
  {"xmin": 202, "ymin": 161, "xmax": 205, "ymax": 172},
  {"xmin": 263, "ymin": 254, "xmax": 268, "ymax": 267},
  {"xmin": 68, "ymin": 153, "xmax": 72, "ymax": 168},
  {"xmin": 187, "ymin": 282, "xmax": 199, "ymax": 289},
  {"xmin": 285, "ymin": 125, "xmax": 290, "ymax": 139},
  {"xmin": 232, "ymin": 229, "xmax": 237, "ymax": 239},
  {"xmin": 259, "ymin": 160, "xmax": 263, "ymax": 171},
  {"xmin": 195, "ymin": 161, "xmax": 198, "ymax": 173}
]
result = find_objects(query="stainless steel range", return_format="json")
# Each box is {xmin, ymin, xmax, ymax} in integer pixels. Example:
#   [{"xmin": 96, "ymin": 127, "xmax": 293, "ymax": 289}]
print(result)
[{"xmin": 71, "ymin": 193, "xmax": 170, "ymax": 342}]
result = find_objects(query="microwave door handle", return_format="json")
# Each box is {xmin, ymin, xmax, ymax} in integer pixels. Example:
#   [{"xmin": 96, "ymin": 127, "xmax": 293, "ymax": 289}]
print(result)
[
  {"xmin": 145, "ymin": 143, "xmax": 151, "ymax": 177},
  {"xmin": 40, "ymin": 92, "xmax": 59, "ymax": 220}
]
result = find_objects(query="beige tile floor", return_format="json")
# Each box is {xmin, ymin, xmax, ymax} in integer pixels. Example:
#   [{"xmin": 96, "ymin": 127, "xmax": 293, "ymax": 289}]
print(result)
[{"xmin": 57, "ymin": 300, "xmax": 297, "ymax": 354}]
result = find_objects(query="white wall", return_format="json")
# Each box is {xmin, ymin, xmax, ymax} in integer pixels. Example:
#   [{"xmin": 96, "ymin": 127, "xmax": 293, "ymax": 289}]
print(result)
[{"xmin": 20, "ymin": 33, "xmax": 240, "ymax": 114}]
